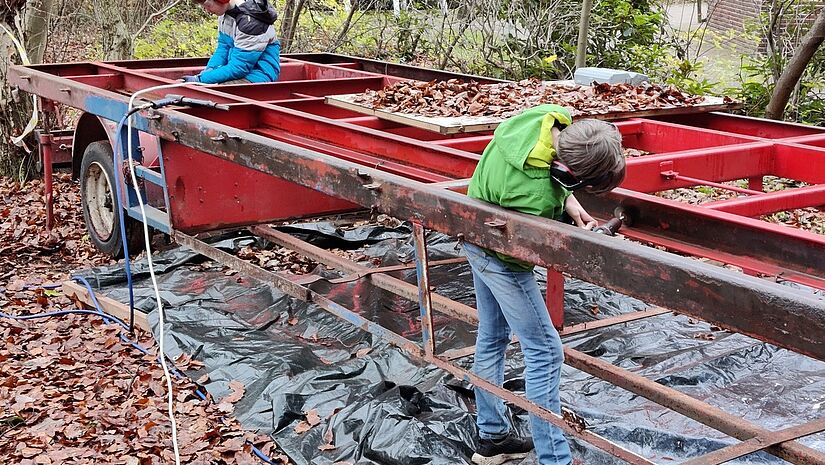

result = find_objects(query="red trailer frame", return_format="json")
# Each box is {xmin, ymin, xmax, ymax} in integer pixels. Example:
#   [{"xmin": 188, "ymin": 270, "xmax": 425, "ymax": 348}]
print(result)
[{"xmin": 10, "ymin": 54, "xmax": 825, "ymax": 465}]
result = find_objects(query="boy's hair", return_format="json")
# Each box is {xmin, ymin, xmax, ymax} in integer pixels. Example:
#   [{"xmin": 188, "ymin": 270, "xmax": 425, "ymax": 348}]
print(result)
[{"xmin": 556, "ymin": 119, "xmax": 625, "ymax": 194}]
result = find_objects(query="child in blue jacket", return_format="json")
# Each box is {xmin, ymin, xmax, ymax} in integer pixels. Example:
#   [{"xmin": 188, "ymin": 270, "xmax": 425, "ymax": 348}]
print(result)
[{"xmin": 186, "ymin": 0, "xmax": 281, "ymax": 84}]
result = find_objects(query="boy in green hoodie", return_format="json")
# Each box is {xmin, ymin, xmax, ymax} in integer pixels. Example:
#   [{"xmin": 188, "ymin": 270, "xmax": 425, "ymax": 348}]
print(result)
[{"xmin": 465, "ymin": 104, "xmax": 625, "ymax": 465}]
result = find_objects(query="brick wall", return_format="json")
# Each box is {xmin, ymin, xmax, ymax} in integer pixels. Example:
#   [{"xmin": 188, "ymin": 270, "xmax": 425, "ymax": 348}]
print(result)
[
  {"xmin": 706, "ymin": 0, "xmax": 764, "ymax": 52},
  {"xmin": 706, "ymin": 0, "xmax": 823, "ymax": 53}
]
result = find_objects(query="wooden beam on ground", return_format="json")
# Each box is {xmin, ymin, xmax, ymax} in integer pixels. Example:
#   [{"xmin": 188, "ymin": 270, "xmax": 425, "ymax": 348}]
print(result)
[{"xmin": 62, "ymin": 281, "xmax": 151, "ymax": 332}]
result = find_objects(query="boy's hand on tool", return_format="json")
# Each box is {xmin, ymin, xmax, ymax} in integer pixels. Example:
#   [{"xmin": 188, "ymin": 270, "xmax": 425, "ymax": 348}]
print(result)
[{"xmin": 564, "ymin": 194, "xmax": 597, "ymax": 230}]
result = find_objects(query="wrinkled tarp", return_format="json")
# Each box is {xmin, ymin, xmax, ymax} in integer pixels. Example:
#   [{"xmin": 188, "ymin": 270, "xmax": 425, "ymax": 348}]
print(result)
[{"xmin": 77, "ymin": 222, "xmax": 825, "ymax": 465}]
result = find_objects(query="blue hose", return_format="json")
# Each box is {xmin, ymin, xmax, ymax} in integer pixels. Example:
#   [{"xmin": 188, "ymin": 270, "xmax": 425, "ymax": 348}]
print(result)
[
  {"xmin": 112, "ymin": 108, "xmax": 279, "ymax": 463},
  {"xmin": 106, "ymin": 100, "xmax": 278, "ymax": 463},
  {"xmin": 112, "ymin": 113, "xmax": 137, "ymax": 332}
]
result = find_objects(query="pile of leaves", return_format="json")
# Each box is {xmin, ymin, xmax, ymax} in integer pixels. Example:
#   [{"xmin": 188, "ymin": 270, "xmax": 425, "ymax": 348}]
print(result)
[
  {"xmin": 0, "ymin": 174, "xmax": 287, "ymax": 464},
  {"xmin": 761, "ymin": 177, "xmax": 825, "ymax": 235},
  {"xmin": 0, "ymin": 312, "xmax": 282, "ymax": 464},
  {"xmin": 353, "ymin": 78, "xmax": 718, "ymax": 119},
  {"xmin": 237, "ymin": 245, "xmax": 319, "ymax": 274},
  {"xmin": 763, "ymin": 208, "xmax": 825, "ymax": 235},
  {"xmin": 656, "ymin": 184, "xmax": 744, "ymax": 205},
  {"xmin": 0, "ymin": 173, "xmax": 113, "ymax": 282},
  {"xmin": 654, "ymin": 176, "xmax": 825, "ymax": 236}
]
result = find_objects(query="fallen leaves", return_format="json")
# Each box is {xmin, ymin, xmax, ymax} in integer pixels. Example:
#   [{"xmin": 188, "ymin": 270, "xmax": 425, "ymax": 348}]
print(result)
[
  {"xmin": 223, "ymin": 380, "xmax": 246, "ymax": 404},
  {"xmin": 318, "ymin": 427, "xmax": 336, "ymax": 451},
  {"xmin": 0, "ymin": 174, "xmax": 288, "ymax": 464},
  {"xmin": 0, "ymin": 308, "xmax": 285, "ymax": 464},
  {"xmin": 623, "ymin": 148, "xmax": 651, "ymax": 158},
  {"xmin": 0, "ymin": 173, "xmax": 114, "ymax": 285},
  {"xmin": 293, "ymin": 408, "xmax": 322, "ymax": 435},
  {"xmin": 656, "ymin": 176, "xmax": 825, "ymax": 235},
  {"xmin": 236, "ymin": 244, "xmax": 317, "ymax": 274},
  {"xmin": 353, "ymin": 78, "xmax": 713, "ymax": 119},
  {"xmin": 306, "ymin": 409, "xmax": 321, "ymax": 426}
]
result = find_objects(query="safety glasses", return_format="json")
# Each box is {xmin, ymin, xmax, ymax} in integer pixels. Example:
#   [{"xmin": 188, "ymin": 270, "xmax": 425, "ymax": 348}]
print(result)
[{"xmin": 550, "ymin": 161, "xmax": 586, "ymax": 190}]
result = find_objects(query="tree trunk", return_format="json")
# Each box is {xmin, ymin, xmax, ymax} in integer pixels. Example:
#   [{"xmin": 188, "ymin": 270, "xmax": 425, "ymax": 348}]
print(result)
[
  {"xmin": 23, "ymin": 0, "xmax": 54, "ymax": 64},
  {"xmin": 103, "ymin": 16, "xmax": 132, "ymax": 60},
  {"xmin": 1, "ymin": 1, "xmax": 45, "ymax": 181},
  {"xmin": 280, "ymin": 0, "xmax": 307, "ymax": 53},
  {"xmin": 330, "ymin": 1, "xmax": 358, "ymax": 51},
  {"xmin": 765, "ymin": 7, "xmax": 825, "ymax": 120},
  {"xmin": 280, "ymin": 0, "xmax": 296, "ymax": 51}
]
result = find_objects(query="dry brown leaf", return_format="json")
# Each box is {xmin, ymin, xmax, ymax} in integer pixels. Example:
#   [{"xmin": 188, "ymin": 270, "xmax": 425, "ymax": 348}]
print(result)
[
  {"xmin": 223, "ymin": 380, "xmax": 245, "ymax": 404},
  {"xmin": 306, "ymin": 409, "xmax": 321, "ymax": 426},
  {"xmin": 20, "ymin": 447, "xmax": 41, "ymax": 458},
  {"xmin": 0, "ymin": 174, "xmax": 285, "ymax": 464},
  {"xmin": 318, "ymin": 427, "xmax": 336, "ymax": 451},
  {"xmin": 355, "ymin": 347, "xmax": 372, "ymax": 358},
  {"xmin": 216, "ymin": 402, "xmax": 235, "ymax": 414},
  {"xmin": 294, "ymin": 420, "xmax": 312, "ymax": 434}
]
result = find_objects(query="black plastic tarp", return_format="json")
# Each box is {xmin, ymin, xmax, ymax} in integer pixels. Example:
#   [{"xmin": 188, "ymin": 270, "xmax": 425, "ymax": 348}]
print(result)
[{"xmin": 77, "ymin": 222, "xmax": 825, "ymax": 465}]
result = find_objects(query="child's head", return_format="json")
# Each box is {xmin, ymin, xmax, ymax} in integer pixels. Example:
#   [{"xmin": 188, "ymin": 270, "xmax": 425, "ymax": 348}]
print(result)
[
  {"xmin": 195, "ymin": 0, "xmax": 231, "ymax": 15},
  {"xmin": 554, "ymin": 119, "xmax": 625, "ymax": 194}
]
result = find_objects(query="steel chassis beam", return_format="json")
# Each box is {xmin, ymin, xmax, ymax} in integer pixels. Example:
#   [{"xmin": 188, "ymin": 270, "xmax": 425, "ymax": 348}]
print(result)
[{"xmin": 151, "ymin": 108, "xmax": 825, "ymax": 360}]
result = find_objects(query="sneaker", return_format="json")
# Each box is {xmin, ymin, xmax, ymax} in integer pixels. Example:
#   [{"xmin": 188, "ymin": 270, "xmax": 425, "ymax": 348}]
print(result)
[{"xmin": 471, "ymin": 431, "xmax": 535, "ymax": 465}]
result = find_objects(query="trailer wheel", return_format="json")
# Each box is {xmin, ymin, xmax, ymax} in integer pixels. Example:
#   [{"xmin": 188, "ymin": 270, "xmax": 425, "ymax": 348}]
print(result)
[{"xmin": 80, "ymin": 141, "xmax": 144, "ymax": 258}]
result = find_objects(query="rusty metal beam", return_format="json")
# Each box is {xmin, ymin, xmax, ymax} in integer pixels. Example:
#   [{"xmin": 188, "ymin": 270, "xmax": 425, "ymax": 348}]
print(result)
[
  {"xmin": 138, "ymin": 109, "xmax": 825, "ymax": 360},
  {"xmin": 413, "ymin": 223, "xmax": 436, "ymax": 356},
  {"xmin": 563, "ymin": 349, "xmax": 825, "ymax": 465},
  {"xmin": 558, "ymin": 307, "xmax": 672, "ymax": 335},
  {"xmin": 252, "ymin": 225, "xmax": 480, "ymax": 325},
  {"xmin": 578, "ymin": 189, "xmax": 825, "ymax": 289},
  {"xmin": 679, "ymin": 418, "xmax": 825, "ymax": 465},
  {"xmin": 11, "ymin": 65, "xmax": 824, "ymax": 356},
  {"xmin": 440, "ymin": 308, "xmax": 673, "ymax": 361}
]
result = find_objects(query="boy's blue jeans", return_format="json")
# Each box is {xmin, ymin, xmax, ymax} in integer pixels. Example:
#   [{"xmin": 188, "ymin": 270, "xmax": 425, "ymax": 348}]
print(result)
[{"xmin": 463, "ymin": 242, "xmax": 572, "ymax": 465}]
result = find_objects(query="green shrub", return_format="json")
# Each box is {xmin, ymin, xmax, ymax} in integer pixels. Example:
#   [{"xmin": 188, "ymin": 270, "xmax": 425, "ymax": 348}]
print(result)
[{"xmin": 134, "ymin": 16, "xmax": 216, "ymax": 59}]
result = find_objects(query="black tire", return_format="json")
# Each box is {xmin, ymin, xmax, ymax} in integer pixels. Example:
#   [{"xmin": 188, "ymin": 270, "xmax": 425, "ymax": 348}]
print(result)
[{"xmin": 79, "ymin": 141, "xmax": 144, "ymax": 258}]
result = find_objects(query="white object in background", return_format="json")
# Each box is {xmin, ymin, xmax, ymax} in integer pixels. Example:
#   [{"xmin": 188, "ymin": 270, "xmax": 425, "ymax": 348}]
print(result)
[{"xmin": 574, "ymin": 67, "xmax": 649, "ymax": 86}]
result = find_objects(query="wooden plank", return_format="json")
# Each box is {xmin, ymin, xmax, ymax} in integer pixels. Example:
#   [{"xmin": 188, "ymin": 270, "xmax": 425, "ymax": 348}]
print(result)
[
  {"xmin": 326, "ymin": 92, "xmax": 742, "ymax": 135},
  {"xmin": 62, "ymin": 281, "xmax": 151, "ymax": 332}
]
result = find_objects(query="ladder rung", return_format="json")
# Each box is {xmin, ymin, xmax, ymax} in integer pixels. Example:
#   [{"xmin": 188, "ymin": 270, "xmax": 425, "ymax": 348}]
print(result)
[
  {"xmin": 126, "ymin": 205, "xmax": 170, "ymax": 233},
  {"xmin": 134, "ymin": 165, "xmax": 164, "ymax": 186}
]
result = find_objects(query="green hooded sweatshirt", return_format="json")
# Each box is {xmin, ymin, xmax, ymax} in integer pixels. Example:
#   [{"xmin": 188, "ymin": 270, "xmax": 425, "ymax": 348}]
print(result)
[{"xmin": 467, "ymin": 104, "xmax": 573, "ymax": 271}]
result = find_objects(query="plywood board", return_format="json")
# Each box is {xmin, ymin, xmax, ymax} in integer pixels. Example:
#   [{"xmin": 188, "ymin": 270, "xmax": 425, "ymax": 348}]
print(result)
[
  {"xmin": 63, "ymin": 281, "xmax": 151, "ymax": 332},
  {"xmin": 326, "ymin": 93, "xmax": 742, "ymax": 135}
]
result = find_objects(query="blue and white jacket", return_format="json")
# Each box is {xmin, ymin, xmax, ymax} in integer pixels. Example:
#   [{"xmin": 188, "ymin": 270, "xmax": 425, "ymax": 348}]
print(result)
[{"xmin": 199, "ymin": 0, "xmax": 281, "ymax": 84}]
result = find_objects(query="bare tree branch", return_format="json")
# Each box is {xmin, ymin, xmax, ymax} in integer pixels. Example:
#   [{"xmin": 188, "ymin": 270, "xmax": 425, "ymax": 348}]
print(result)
[{"xmin": 132, "ymin": 0, "xmax": 180, "ymax": 45}]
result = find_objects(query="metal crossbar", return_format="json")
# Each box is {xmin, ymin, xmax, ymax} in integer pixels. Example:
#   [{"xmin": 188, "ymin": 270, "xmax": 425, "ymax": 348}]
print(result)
[{"xmin": 680, "ymin": 418, "xmax": 825, "ymax": 465}]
